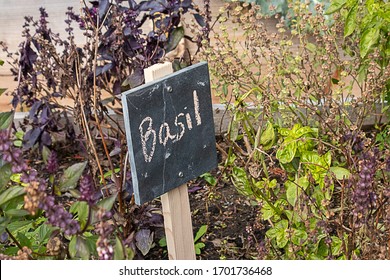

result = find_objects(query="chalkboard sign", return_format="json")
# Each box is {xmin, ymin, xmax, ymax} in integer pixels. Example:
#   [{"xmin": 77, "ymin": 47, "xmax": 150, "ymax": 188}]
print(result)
[{"xmin": 122, "ymin": 62, "xmax": 217, "ymax": 204}]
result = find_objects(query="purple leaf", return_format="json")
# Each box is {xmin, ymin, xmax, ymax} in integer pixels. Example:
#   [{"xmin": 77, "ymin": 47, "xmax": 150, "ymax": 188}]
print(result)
[
  {"xmin": 147, "ymin": 213, "xmax": 163, "ymax": 227},
  {"xmin": 181, "ymin": 0, "xmax": 192, "ymax": 9},
  {"xmin": 109, "ymin": 145, "xmax": 121, "ymax": 157},
  {"xmin": 40, "ymin": 105, "xmax": 50, "ymax": 124},
  {"xmin": 26, "ymin": 43, "xmax": 38, "ymax": 64},
  {"xmin": 188, "ymin": 185, "xmax": 202, "ymax": 193},
  {"xmin": 98, "ymin": 0, "xmax": 110, "ymax": 19},
  {"xmin": 29, "ymin": 100, "xmax": 42, "ymax": 120},
  {"xmin": 123, "ymin": 27, "xmax": 132, "ymax": 37},
  {"xmin": 127, "ymin": 35, "xmax": 143, "ymax": 50},
  {"xmin": 128, "ymin": 0, "xmax": 137, "ymax": 9},
  {"xmin": 113, "ymin": 80, "xmax": 121, "ymax": 95},
  {"xmin": 24, "ymin": 127, "xmax": 42, "ymax": 149},
  {"xmin": 102, "ymin": 62, "xmax": 114, "ymax": 73},
  {"xmin": 41, "ymin": 131, "xmax": 52, "ymax": 146},
  {"xmin": 139, "ymin": 1, "xmax": 165, "ymax": 14},
  {"xmin": 125, "ymin": 67, "xmax": 143, "ymax": 88},
  {"xmin": 52, "ymin": 92, "xmax": 63, "ymax": 97},
  {"xmin": 95, "ymin": 63, "xmax": 113, "ymax": 76}
]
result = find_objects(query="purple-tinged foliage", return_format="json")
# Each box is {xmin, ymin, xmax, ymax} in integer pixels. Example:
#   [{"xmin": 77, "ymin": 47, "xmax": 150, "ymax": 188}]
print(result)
[
  {"xmin": 79, "ymin": 174, "xmax": 98, "ymax": 205},
  {"xmin": 0, "ymin": 130, "xmax": 11, "ymax": 152},
  {"xmin": 0, "ymin": 129, "xmax": 28, "ymax": 174},
  {"xmin": 46, "ymin": 150, "xmax": 59, "ymax": 174},
  {"xmin": 352, "ymin": 150, "xmax": 378, "ymax": 227},
  {"xmin": 342, "ymin": 132, "xmax": 365, "ymax": 154},
  {"xmin": 7, "ymin": 0, "xmax": 206, "ymax": 153},
  {"xmin": 40, "ymin": 195, "xmax": 80, "ymax": 235},
  {"xmin": 21, "ymin": 169, "xmax": 38, "ymax": 184}
]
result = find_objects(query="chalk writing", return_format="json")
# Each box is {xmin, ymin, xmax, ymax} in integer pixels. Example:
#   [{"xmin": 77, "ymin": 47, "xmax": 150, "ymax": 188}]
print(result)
[
  {"xmin": 193, "ymin": 90, "xmax": 201, "ymax": 125},
  {"xmin": 139, "ymin": 90, "xmax": 202, "ymax": 162},
  {"xmin": 139, "ymin": 117, "xmax": 156, "ymax": 163}
]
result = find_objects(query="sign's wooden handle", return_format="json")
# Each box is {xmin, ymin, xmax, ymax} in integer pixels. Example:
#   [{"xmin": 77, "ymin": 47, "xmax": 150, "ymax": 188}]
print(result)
[{"xmin": 144, "ymin": 62, "xmax": 196, "ymax": 260}]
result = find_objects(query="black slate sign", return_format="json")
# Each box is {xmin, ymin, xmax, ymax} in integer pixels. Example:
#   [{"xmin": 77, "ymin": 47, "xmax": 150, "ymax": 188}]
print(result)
[{"xmin": 122, "ymin": 62, "xmax": 217, "ymax": 204}]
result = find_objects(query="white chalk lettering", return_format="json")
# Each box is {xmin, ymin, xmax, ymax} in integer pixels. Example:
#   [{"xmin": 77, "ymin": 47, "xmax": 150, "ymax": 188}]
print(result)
[
  {"xmin": 139, "ymin": 89, "xmax": 203, "ymax": 162},
  {"xmin": 139, "ymin": 117, "xmax": 156, "ymax": 162},
  {"xmin": 186, "ymin": 113, "xmax": 193, "ymax": 130},
  {"xmin": 193, "ymin": 90, "xmax": 201, "ymax": 125},
  {"xmin": 174, "ymin": 113, "xmax": 186, "ymax": 142},
  {"xmin": 159, "ymin": 122, "xmax": 176, "ymax": 146}
]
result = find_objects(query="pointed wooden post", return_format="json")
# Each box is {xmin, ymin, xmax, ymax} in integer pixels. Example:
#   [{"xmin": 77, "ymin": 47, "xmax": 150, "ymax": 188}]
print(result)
[{"xmin": 144, "ymin": 62, "xmax": 196, "ymax": 260}]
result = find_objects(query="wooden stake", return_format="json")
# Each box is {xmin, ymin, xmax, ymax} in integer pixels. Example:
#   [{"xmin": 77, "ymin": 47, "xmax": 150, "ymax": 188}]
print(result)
[{"xmin": 144, "ymin": 62, "xmax": 196, "ymax": 260}]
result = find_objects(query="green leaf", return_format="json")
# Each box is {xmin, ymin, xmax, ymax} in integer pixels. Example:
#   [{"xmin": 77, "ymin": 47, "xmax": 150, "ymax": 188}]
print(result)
[
  {"xmin": 317, "ymin": 238, "xmax": 329, "ymax": 257},
  {"xmin": 4, "ymin": 246, "xmax": 20, "ymax": 256},
  {"xmin": 10, "ymin": 173, "xmax": 21, "ymax": 184},
  {"xmin": 59, "ymin": 161, "xmax": 87, "ymax": 192},
  {"xmin": 325, "ymin": 0, "xmax": 347, "ymax": 15},
  {"xmin": 84, "ymin": 234, "xmax": 98, "ymax": 258},
  {"xmin": 323, "ymin": 151, "xmax": 332, "ymax": 168},
  {"xmin": 13, "ymin": 140, "xmax": 22, "ymax": 147},
  {"xmin": 266, "ymin": 220, "xmax": 289, "ymax": 248},
  {"xmin": 297, "ymin": 176, "xmax": 309, "ymax": 191},
  {"xmin": 291, "ymin": 229, "xmax": 308, "ymax": 245},
  {"xmin": 7, "ymin": 220, "xmax": 34, "ymax": 235},
  {"xmin": 97, "ymin": 194, "xmax": 117, "ymax": 211},
  {"xmin": 69, "ymin": 235, "xmax": 90, "ymax": 260},
  {"xmin": 37, "ymin": 223, "xmax": 53, "ymax": 245},
  {"xmin": 90, "ymin": 194, "xmax": 117, "ymax": 224},
  {"xmin": 0, "ymin": 186, "xmax": 25, "ymax": 206},
  {"xmin": 232, "ymin": 166, "xmax": 252, "ymax": 196},
  {"xmin": 0, "ymin": 111, "xmax": 13, "ymax": 130},
  {"xmin": 166, "ymin": 26, "xmax": 184, "ymax": 53},
  {"xmin": 344, "ymin": 4, "xmax": 358, "ymax": 37},
  {"xmin": 261, "ymin": 201, "xmax": 277, "ymax": 220},
  {"xmin": 330, "ymin": 167, "xmax": 351, "ymax": 180},
  {"xmin": 0, "ymin": 163, "xmax": 12, "ymax": 190},
  {"xmin": 259, "ymin": 121, "xmax": 275, "ymax": 150},
  {"xmin": 70, "ymin": 201, "xmax": 89, "ymax": 229},
  {"xmin": 285, "ymin": 180, "xmax": 299, "ymax": 206},
  {"xmin": 228, "ymin": 117, "xmax": 240, "ymax": 141},
  {"xmin": 99, "ymin": 168, "xmax": 120, "ymax": 183},
  {"xmin": 295, "ymin": 126, "xmax": 318, "ymax": 138},
  {"xmin": 42, "ymin": 145, "xmax": 51, "ymax": 165},
  {"xmin": 276, "ymin": 140, "xmax": 297, "ymax": 164},
  {"xmin": 194, "ymin": 225, "xmax": 207, "ymax": 243},
  {"xmin": 200, "ymin": 173, "xmax": 216, "ymax": 186},
  {"xmin": 14, "ymin": 131, "xmax": 23, "ymax": 140},
  {"xmin": 159, "ymin": 237, "xmax": 167, "ymax": 247},
  {"xmin": 16, "ymin": 232, "xmax": 32, "ymax": 248},
  {"xmin": 331, "ymin": 236, "xmax": 343, "ymax": 256},
  {"xmin": 194, "ymin": 242, "xmax": 205, "ymax": 255},
  {"xmin": 360, "ymin": 26, "xmax": 380, "ymax": 58},
  {"xmin": 4, "ymin": 209, "xmax": 29, "ymax": 217},
  {"xmin": 114, "ymin": 235, "xmax": 125, "ymax": 260}
]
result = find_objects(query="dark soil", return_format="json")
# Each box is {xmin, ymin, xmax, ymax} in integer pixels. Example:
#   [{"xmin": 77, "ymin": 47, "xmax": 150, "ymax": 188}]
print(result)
[
  {"xmin": 146, "ymin": 170, "xmax": 266, "ymax": 260},
  {"xmin": 189, "ymin": 176, "xmax": 265, "ymax": 260}
]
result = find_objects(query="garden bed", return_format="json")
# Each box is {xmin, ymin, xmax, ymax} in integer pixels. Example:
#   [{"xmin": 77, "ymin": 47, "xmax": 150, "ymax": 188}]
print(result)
[{"xmin": 1, "ymin": 0, "xmax": 389, "ymax": 261}]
